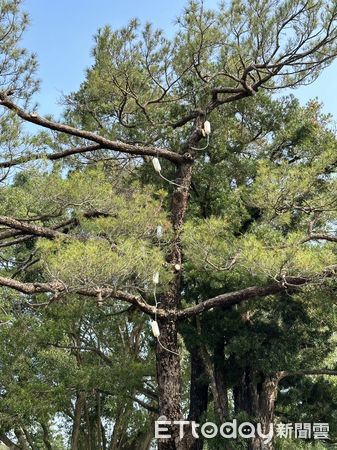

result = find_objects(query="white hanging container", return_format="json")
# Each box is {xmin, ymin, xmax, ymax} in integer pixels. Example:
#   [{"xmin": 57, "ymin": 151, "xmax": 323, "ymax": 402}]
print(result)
[
  {"xmin": 152, "ymin": 157, "xmax": 161, "ymax": 173},
  {"xmin": 156, "ymin": 225, "xmax": 163, "ymax": 238},
  {"xmin": 151, "ymin": 320, "xmax": 160, "ymax": 337},
  {"xmin": 203, "ymin": 120, "xmax": 211, "ymax": 135},
  {"xmin": 153, "ymin": 271, "xmax": 160, "ymax": 285}
]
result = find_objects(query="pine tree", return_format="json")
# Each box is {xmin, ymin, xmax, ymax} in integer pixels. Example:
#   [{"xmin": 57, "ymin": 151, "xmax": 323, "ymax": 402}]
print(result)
[{"xmin": 1, "ymin": 1, "xmax": 337, "ymax": 449}]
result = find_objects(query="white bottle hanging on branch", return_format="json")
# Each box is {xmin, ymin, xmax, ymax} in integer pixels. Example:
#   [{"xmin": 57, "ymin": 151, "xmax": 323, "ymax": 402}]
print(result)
[
  {"xmin": 151, "ymin": 320, "xmax": 160, "ymax": 337},
  {"xmin": 153, "ymin": 271, "xmax": 160, "ymax": 285},
  {"xmin": 156, "ymin": 225, "xmax": 163, "ymax": 239},
  {"xmin": 151, "ymin": 157, "xmax": 184, "ymax": 188},
  {"xmin": 202, "ymin": 120, "xmax": 211, "ymax": 136},
  {"xmin": 191, "ymin": 120, "xmax": 212, "ymax": 150}
]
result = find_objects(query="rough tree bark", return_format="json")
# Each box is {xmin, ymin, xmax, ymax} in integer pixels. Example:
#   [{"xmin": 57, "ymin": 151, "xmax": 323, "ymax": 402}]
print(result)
[
  {"xmin": 156, "ymin": 160, "xmax": 193, "ymax": 450},
  {"xmin": 234, "ymin": 367, "xmax": 278, "ymax": 450},
  {"xmin": 187, "ymin": 346, "xmax": 209, "ymax": 450},
  {"xmin": 213, "ymin": 339, "xmax": 229, "ymax": 421},
  {"xmin": 248, "ymin": 376, "xmax": 279, "ymax": 450}
]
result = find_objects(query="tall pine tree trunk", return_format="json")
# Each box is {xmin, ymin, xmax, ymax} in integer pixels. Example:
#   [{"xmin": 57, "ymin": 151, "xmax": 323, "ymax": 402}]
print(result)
[
  {"xmin": 156, "ymin": 161, "xmax": 193, "ymax": 450},
  {"xmin": 156, "ymin": 317, "xmax": 182, "ymax": 449}
]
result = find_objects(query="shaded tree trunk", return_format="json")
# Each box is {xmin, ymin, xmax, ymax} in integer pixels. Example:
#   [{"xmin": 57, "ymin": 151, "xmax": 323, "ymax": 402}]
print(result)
[
  {"xmin": 234, "ymin": 366, "xmax": 260, "ymax": 416},
  {"xmin": 120, "ymin": 420, "xmax": 154, "ymax": 450},
  {"xmin": 248, "ymin": 376, "xmax": 278, "ymax": 450},
  {"xmin": 22, "ymin": 427, "xmax": 36, "ymax": 450},
  {"xmin": 179, "ymin": 316, "xmax": 210, "ymax": 450},
  {"xmin": 213, "ymin": 339, "xmax": 229, "ymax": 421},
  {"xmin": 185, "ymin": 345, "xmax": 209, "ymax": 450},
  {"xmin": 188, "ymin": 346, "xmax": 209, "ymax": 423},
  {"xmin": 40, "ymin": 423, "xmax": 53, "ymax": 450},
  {"xmin": 234, "ymin": 367, "xmax": 278, "ymax": 450},
  {"xmin": 109, "ymin": 403, "xmax": 128, "ymax": 449},
  {"xmin": 14, "ymin": 429, "xmax": 30, "ymax": 450},
  {"xmin": 71, "ymin": 391, "xmax": 85, "ymax": 450}
]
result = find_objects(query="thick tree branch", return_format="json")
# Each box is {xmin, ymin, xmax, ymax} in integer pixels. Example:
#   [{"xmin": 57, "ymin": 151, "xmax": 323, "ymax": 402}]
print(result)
[
  {"xmin": 0, "ymin": 93, "xmax": 184, "ymax": 164},
  {"xmin": 0, "ymin": 211, "xmax": 110, "ymax": 245},
  {"xmin": 0, "ymin": 272, "xmax": 331, "ymax": 320},
  {"xmin": 0, "ymin": 215, "xmax": 65, "ymax": 239},
  {"xmin": 0, "ymin": 275, "xmax": 158, "ymax": 316},
  {"xmin": 177, "ymin": 276, "xmax": 309, "ymax": 318},
  {"xmin": 302, "ymin": 233, "xmax": 337, "ymax": 243},
  {"xmin": 0, "ymin": 276, "xmax": 61, "ymax": 294}
]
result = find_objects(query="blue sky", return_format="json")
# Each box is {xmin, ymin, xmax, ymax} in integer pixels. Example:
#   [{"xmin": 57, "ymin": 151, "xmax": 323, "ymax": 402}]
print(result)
[{"xmin": 22, "ymin": 0, "xmax": 337, "ymax": 119}]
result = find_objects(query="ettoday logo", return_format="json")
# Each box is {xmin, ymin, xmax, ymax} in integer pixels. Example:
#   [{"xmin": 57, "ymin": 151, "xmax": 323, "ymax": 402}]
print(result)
[
  {"xmin": 155, "ymin": 418, "xmax": 330, "ymax": 443},
  {"xmin": 155, "ymin": 418, "xmax": 273, "ymax": 443}
]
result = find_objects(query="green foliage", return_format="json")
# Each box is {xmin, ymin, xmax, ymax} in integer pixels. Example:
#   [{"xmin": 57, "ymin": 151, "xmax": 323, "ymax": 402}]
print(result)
[
  {"xmin": 0, "ymin": 0, "xmax": 38, "ymax": 99},
  {"xmin": 275, "ymin": 440, "xmax": 328, "ymax": 450},
  {"xmin": 39, "ymin": 237, "xmax": 167, "ymax": 290},
  {"xmin": 0, "ymin": 165, "xmax": 172, "ymax": 291}
]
